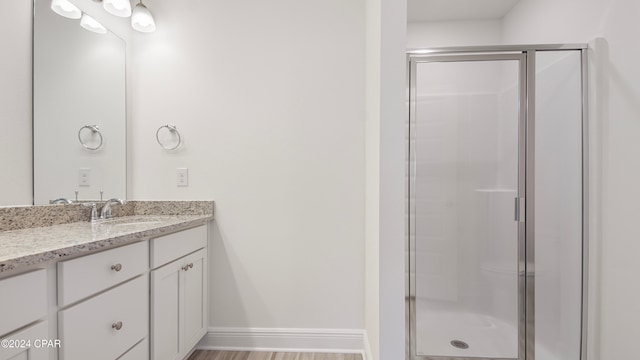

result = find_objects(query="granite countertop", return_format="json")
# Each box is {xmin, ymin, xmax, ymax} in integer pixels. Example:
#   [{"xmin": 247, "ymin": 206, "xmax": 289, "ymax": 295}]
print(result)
[{"xmin": 0, "ymin": 202, "xmax": 214, "ymax": 275}]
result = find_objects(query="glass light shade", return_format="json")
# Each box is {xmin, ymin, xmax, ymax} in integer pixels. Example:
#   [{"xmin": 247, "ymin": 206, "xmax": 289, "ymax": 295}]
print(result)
[
  {"xmin": 80, "ymin": 14, "xmax": 107, "ymax": 34},
  {"xmin": 131, "ymin": 3, "xmax": 156, "ymax": 33},
  {"xmin": 50, "ymin": 0, "xmax": 81, "ymax": 19},
  {"xmin": 103, "ymin": 0, "xmax": 132, "ymax": 17}
]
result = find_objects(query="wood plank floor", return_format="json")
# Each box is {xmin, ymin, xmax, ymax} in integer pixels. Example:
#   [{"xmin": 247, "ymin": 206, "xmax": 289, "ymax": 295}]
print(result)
[{"xmin": 187, "ymin": 350, "xmax": 363, "ymax": 360}]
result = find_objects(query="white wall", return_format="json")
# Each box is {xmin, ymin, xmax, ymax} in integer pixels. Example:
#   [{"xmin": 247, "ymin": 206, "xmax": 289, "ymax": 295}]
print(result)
[
  {"xmin": 130, "ymin": 0, "xmax": 366, "ymax": 344},
  {"xmin": 502, "ymin": 0, "xmax": 640, "ymax": 358},
  {"xmin": 0, "ymin": 0, "xmax": 405, "ymax": 354},
  {"xmin": 0, "ymin": 0, "xmax": 32, "ymax": 206},
  {"xmin": 365, "ymin": 0, "xmax": 381, "ymax": 356},
  {"xmin": 365, "ymin": 0, "xmax": 406, "ymax": 359},
  {"xmin": 407, "ymin": 20, "xmax": 502, "ymax": 49}
]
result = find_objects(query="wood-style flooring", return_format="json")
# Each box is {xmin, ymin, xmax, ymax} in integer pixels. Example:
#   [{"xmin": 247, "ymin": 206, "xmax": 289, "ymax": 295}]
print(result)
[{"xmin": 187, "ymin": 350, "xmax": 363, "ymax": 360}]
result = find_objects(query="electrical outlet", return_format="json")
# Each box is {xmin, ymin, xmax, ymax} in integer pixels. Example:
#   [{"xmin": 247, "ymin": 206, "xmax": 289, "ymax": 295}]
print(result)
[
  {"xmin": 79, "ymin": 168, "xmax": 91, "ymax": 187},
  {"xmin": 177, "ymin": 168, "xmax": 188, "ymax": 187}
]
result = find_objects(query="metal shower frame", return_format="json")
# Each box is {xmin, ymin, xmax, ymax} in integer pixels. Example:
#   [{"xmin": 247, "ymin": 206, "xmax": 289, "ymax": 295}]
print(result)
[{"xmin": 406, "ymin": 44, "xmax": 589, "ymax": 360}]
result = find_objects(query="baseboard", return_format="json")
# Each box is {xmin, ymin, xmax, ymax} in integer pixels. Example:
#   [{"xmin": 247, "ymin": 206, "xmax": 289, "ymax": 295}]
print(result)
[{"xmin": 197, "ymin": 327, "xmax": 366, "ymax": 354}]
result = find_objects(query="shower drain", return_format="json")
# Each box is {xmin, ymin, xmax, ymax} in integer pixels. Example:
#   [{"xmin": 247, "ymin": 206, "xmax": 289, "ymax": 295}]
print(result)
[{"xmin": 450, "ymin": 340, "xmax": 469, "ymax": 349}]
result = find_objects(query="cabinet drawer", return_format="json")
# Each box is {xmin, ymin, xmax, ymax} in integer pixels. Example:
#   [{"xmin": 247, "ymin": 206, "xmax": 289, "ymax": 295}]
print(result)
[
  {"xmin": 150, "ymin": 225, "xmax": 207, "ymax": 269},
  {"xmin": 0, "ymin": 321, "xmax": 49, "ymax": 360},
  {"xmin": 0, "ymin": 269, "xmax": 47, "ymax": 337},
  {"xmin": 118, "ymin": 338, "xmax": 148, "ymax": 360},
  {"xmin": 58, "ymin": 275, "xmax": 148, "ymax": 360},
  {"xmin": 58, "ymin": 241, "xmax": 148, "ymax": 306}
]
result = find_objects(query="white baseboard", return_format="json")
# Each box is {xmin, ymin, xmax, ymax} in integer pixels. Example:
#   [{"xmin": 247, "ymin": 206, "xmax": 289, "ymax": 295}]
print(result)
[{"xmin": 197, "ymin": 327, "xmax": 366, "ymax": 355}]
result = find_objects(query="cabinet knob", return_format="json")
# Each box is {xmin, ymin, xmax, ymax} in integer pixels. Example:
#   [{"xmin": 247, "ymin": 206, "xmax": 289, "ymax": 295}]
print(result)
[
  {"xmin": 182, "ymin": 265, "xmax": 190, "ymax": 271},
  {"xmin": 189, "ymin": 263, "xmax": 194, "ymax": 269},
  {"xmin": 111, "ymin": 263, "xmax": 123, "ymax": 272},
  {"xmin": 112, "ymin": 321, "xmax": 123, "ymax": 330}
]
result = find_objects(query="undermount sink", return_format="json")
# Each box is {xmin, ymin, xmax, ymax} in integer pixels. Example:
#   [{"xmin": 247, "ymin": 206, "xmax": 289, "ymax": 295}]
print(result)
[
  {"xmin": 110, "ymin": 220, "xmax": 163, "ymax": 228},
  {"xmin": 97, "ymin": 216, "xmax": 165, "ymax": 228}
]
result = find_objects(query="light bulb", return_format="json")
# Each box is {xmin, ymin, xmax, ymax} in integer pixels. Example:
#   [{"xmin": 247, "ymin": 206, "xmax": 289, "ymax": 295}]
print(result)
[
  {"xmin": 50, "ymin": 0, "xmax": 82, "ymax": 19},
  {"xmin": 103, "ymin": 0, "xmax": 132, "ymax": 17},
  {"xmin": 80, "ymin": 14, "xmax": 107, "ymax": 34},
  {"xmin": 131, "ymin": 2, "xmax": 156, "ymax": 33}
]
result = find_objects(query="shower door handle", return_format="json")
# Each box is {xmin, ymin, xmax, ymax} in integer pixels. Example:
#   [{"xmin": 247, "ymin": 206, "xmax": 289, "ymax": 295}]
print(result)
[{"xmin": 514, "ymin": 197, "xmax": 525, "ymax": 222}]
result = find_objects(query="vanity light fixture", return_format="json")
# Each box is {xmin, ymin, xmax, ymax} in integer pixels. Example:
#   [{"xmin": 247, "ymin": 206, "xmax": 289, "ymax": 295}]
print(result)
[
  {"xmin": 131, "ymin": 0, "xmax": 156, "ymax": 33},
  {"xmin": 102, "ymin": 0, "xmax": 132, "ymax": 17},
  {"xmin": 50, "ymin": 0, "xmax": 82, "ymax": 19},
  {"xmin": 51, "ymin": 0, "xmax": 157, "ymax": 33},
  {"xmin": 80, "ymin": 13, "xmax": 107, "ymax": 34}
]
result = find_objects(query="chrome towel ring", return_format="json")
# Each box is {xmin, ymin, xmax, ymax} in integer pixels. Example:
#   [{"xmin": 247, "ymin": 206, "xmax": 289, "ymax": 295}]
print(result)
[
  {"xmin": 156, "ymin": 124, "xmax": 182, "ymax": 150},
  {"xmin": 78, "ymin": 125, "xmax": 103, "ymax": 151}
]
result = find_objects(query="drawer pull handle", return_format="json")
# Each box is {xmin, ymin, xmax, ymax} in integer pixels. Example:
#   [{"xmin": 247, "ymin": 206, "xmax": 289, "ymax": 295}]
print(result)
[
  {"xmin": 112, "ymin": 321, "xmax": 123, "ymax": 330},
  {"xmin": 111, "ymin": 263, "xmax": 123, "ymax": 272}
]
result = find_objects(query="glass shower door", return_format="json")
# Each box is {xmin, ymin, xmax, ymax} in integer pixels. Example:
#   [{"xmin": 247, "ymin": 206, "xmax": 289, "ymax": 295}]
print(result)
[{"xmin": 410, "ymin": 55, "xmax": 525, "ymax": 359}]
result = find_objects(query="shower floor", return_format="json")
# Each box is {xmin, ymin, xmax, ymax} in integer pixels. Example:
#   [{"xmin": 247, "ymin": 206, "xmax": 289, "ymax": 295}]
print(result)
[
  {"xmin": 413, "ymin": 299, "xmax": 562, "ymax": 360},
  {"xmin": 415, "ymin": 299, "xmax": 517, "ymax": 359}
]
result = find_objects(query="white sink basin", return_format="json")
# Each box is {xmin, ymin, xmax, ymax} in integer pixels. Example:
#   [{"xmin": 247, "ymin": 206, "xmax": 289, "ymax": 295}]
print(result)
[
  {"xmin": 111, "ymin": 221, "xmax": 163, "ymax": 228},
  {"xmin": 97, "ymin": 216, "xmax": 166, "ymax": 228}
]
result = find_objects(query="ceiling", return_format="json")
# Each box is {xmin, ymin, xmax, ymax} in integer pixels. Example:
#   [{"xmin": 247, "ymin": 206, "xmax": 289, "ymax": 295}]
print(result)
[{"xmin": 407, "ymin": 0, "xmax": 521, "ymax": 22}]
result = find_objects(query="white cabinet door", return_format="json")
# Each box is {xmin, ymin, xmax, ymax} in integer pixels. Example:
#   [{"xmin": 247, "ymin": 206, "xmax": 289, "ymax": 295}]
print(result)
[
  {"xmin": 0, "ymin": 321, "xmax": 49, "ymax": 360},
  {"xmin": 151, "ymin": 248, "xmax": 207, "ymax": 360},
  {"xmin": 150, "ymin": 259, "xmax": 181, "ymax": 360},
  {"xmin": 182, "ymin": 249, "xmax": 207, "ymax": 352}
]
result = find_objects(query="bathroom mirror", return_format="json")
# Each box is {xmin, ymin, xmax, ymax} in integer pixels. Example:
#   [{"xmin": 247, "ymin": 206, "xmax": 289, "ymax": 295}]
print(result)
[{"xmin": 33, "ymin": 0, "xmax": 126, "ymax": 205}]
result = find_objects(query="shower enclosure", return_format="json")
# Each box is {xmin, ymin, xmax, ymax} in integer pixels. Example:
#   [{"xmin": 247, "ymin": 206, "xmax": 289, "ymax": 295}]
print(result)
[{"xmin": 407, "ymin": 45, "xmax": 587, "ymax": 360}]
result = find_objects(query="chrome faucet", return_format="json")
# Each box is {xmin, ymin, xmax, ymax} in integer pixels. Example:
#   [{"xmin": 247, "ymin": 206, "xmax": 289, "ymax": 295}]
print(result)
[
  {"xmin": 100, "ymin": 198, "xmax": 126, "ymax": 219},
  {"xmin": 83, "ymin": 203, "xmax": 98, "ymax": 223},
  {"xmin": 51, "ymin": 198, "xmax": 73, "ymax": 204}
]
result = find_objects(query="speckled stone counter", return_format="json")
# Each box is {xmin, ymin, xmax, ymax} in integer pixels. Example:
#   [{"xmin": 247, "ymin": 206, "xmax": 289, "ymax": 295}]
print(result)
[
  {"xmin": 0, "ymin": 201, "xmax": 214, "ymax": 276},
  {"xmin": 0, "ymin": 200, "xmax": 213, "ymax": 232}
]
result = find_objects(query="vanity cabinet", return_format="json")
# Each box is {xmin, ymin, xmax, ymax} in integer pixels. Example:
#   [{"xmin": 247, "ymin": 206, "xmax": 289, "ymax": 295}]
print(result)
[
  {"xmin": 0, "ymin": 270, "xmax": 49, "ymax": 360},
  {"xmin": 0, "ymin": 218, "xmax": 210, "ymax": 360},
  {"xmin": 150, "ymin": 226, "xmax": 208, "ymax": 360}
]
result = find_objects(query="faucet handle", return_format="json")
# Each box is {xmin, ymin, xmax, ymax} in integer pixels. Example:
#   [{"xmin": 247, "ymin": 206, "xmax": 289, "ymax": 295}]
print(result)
[{"xmin": 82, "ymin": 203, "xmax": 98, "ymax": 222}]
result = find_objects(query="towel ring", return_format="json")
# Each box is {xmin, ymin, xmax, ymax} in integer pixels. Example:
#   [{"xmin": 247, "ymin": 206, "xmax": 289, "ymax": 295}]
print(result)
[
  {"xmin": 156, "ymin": 124, "xmax": 182, "ymax": 150},
  {"xmin": 78, "ymin": 125, "xmax": 103, "ymax": 151}
]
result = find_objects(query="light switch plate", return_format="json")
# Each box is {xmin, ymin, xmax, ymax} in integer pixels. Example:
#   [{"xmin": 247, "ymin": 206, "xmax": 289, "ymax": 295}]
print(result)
[
  {"xmin": 177, "ymin": 168, "xmax": 188, "ymax": 187},
  {"xmin": 79, "ymin": 168, "xmax": 90, "ymax": 187}
]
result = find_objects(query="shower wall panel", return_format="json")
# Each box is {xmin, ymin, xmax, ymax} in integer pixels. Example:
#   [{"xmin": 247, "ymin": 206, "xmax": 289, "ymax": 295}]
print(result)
[{"xmin": 534, "ymin": 50, "xmax": 583, "ymax": 360}]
